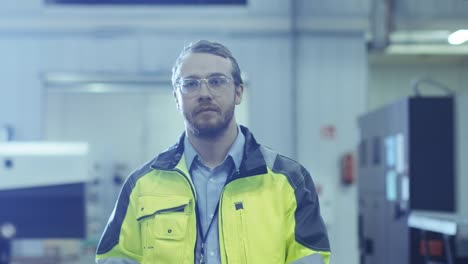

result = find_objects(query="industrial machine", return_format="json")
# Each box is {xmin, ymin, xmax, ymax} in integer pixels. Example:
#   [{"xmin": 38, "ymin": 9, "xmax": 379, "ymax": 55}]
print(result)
[
  {"xmin": 0, "ymin": 142, "xmax": 90, "ymax": 263},
  {"xmin": 358, "ymin": 94, "xmax": 468, "ymax": 264}
]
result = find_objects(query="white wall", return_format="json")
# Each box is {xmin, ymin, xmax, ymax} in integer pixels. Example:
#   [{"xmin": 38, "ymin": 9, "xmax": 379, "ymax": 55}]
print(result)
[
  {"xmin": 0, "ymin": 31, "xmax": 296, "ymax": 158},
  {"xmin": 297, "ymin": 33, "xmax": 367, "ymax": 264},
  {"xmin": 0, "ymin": 37, "xmax": 43, "ymax": 140}
]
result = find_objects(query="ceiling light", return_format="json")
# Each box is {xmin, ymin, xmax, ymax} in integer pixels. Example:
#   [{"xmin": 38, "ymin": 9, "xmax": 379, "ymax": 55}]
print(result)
[{"xmin": 448, "ymin": 30, "xmax": 468, "ymax": 45}]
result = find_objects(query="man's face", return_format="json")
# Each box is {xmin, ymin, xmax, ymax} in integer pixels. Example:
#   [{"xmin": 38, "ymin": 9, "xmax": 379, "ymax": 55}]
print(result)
[{"xmin": 174, "ymin": 53, "xmax": 243, "ymax": 138}]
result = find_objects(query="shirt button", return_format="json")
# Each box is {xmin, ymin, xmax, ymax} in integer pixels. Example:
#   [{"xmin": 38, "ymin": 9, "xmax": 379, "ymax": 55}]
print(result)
[
  {"xmin": 210, "ymin": 214, "xmax": 214, "ymax": 219},
  {"xmin": 209, "ymin": 251, "xmax": 215, "ymax": 257}
]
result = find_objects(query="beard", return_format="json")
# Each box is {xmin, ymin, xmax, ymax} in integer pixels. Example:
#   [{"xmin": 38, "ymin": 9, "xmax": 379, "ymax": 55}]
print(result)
[{"xmin": 184, "ymin": 102, "xmax": 235, "ymax": 139}]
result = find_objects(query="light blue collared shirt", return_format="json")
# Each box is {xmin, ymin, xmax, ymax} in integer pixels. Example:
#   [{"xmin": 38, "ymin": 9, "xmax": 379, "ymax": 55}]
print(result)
[{"xmin": 184, "ymin": 126, "xmax": 245, "ymax": 264}]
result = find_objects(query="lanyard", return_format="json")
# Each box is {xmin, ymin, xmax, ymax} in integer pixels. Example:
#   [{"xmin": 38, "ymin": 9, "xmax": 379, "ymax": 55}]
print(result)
[
  {"xmin": 192, "ymin": 156, "xmax": 239, "ymax": 264},
  {"xmin": 196, "ymin": 202, "xmax": 220, "ymax": 264}
]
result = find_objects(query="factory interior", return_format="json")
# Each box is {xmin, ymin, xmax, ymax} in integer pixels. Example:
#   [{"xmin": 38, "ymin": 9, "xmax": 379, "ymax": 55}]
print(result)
[{"xmin": 0, "ymin": 0, "xmax": 468, "ymax": 263}]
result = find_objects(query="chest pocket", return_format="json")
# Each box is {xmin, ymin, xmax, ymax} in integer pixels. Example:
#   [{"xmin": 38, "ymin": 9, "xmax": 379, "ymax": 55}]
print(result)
[{"xmin": 137, "ymin": 195, "xmax": 192, "ymax": 263}]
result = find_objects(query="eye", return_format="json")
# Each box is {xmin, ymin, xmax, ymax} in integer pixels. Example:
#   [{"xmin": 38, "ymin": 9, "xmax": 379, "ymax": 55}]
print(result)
[
  {"xmin": 208, "ymin": 76, "xmax": 227, "ymax": 88},
  {"xmin": 181, "ymin": 79, "xmax": 199, "ymax": 90}
]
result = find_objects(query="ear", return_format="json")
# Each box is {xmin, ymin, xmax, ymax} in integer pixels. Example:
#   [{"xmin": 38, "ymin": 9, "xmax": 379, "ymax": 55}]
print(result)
[{"xmin": 235, "ymin": 84, "xmax": 244, "ymax": 105}]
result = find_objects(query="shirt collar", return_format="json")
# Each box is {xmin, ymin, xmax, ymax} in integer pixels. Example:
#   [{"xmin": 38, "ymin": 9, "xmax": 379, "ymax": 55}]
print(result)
[{"xmin": 184, "ymin": 125, "xmax": 245, "ymax": 171}]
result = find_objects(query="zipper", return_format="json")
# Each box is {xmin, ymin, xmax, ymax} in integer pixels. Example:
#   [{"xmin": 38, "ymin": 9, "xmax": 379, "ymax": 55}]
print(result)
[
  {"xmin": 170, "ymin": 168, "xmax": 199, "ymax": 264},
  {"xmin": 237, "ymin": 206, "xmax": 248, "ymax": 264},
  {"xmin": 171, "ymin": 168, "xmax": 198, "ymax": 200},
  {"xmin": 219, "ymin": 171, "xmax": 240, "ymax": 264},
  {"xmin": 219, "ymin": 189, "xmax": 227, "ymax": 264}
]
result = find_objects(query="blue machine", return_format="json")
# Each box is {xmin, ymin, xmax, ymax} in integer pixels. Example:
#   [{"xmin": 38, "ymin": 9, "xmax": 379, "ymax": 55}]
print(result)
[
  {"xmin": 0, "ymin": 142, "xmax": 89, "ymax": 263},
  {"xmin": 358, "ymin": 94, "xmax": 468, "ymax": 264}
]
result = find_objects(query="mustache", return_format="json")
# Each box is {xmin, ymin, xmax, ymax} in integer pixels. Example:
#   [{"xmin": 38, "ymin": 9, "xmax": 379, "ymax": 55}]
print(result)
[{"xmin": 194, "ymin": 104, "xmax": 220, "ymax": 114}]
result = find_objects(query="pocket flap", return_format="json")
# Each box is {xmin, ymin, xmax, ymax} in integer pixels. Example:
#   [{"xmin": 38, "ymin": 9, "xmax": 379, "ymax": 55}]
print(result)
[{"xmin": 137, "ymin": 195, "xmax": 191, "ymax": 220}]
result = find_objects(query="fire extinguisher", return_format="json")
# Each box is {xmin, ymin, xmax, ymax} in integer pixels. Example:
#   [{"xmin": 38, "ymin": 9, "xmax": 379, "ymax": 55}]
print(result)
[{"xmin": 341, "ymin": 152, "xmax": 354, "ymax": 185}]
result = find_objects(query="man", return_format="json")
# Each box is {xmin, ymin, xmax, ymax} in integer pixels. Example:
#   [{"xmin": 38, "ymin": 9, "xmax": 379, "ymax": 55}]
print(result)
[{"xmin": 96, "ymin": 40, "xmax": 331, "ymax": 264}]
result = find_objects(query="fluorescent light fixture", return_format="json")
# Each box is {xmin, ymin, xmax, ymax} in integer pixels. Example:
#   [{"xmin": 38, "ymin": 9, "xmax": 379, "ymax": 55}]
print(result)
[{"xmin": 448, "ymin": 29, "xmax": 468, "ymax": 45}]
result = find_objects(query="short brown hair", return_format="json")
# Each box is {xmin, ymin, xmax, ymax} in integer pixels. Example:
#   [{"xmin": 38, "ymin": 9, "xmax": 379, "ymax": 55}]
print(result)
[{"xmin": 172, "ymin": 40, "xmax": 243, "ymax": 88}]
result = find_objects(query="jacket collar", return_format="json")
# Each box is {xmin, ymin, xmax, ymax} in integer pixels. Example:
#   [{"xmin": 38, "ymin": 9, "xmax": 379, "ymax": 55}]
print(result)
[{"xmin": 150, "ymin": 125, "xmax": 267, "ymax": 177}]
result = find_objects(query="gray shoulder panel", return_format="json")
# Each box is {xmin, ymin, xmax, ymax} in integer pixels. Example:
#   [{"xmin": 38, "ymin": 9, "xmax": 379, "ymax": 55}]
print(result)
[
  {"xmin": 260, "ymin": 146, "xmax": 330, "ymax": 251},
  {"xmin": 259, "ymin": 145, "xmax": 278, "ymax": 168}
]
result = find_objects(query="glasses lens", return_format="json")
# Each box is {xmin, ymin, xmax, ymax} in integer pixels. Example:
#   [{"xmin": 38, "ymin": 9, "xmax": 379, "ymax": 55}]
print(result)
[
  {"xmin": 207, "ymin": 76, "xmax": 228, "ymax": 89},
  {"xmin": 180, "ymin": 79, "xmax": 200, "ymax": 94},
  {"xmin": 178, "ymin": 76, "xmax": 231, "ymax": 95}
]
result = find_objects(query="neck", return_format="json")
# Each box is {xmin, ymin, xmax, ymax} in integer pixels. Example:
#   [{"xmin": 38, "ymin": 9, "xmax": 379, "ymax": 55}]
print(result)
[{"xmin": 187, "ymin": 122, "xmax": 239, "ymax": 169}]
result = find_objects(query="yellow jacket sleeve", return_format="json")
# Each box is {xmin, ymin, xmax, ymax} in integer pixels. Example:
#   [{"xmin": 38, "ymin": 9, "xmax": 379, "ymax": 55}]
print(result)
[
  {"xmin": 96, "ymin": 177, "xmax": 143, "ymax": 263},
  {"xmin": 284, "ymin": 166, "xmax": 331, "ymax": 264}
]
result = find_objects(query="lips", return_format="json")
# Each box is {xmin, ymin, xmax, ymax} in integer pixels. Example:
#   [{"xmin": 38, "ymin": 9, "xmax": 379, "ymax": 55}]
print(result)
[{"xmin": 195, "ymin": 105, "xmax": 219, "ymax": 114}]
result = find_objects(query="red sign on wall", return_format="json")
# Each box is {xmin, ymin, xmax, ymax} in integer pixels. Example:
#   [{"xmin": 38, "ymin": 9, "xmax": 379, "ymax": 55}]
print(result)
[{"xmin": 320, "ymin": 125, "xmax": 336, "ymax": 139}]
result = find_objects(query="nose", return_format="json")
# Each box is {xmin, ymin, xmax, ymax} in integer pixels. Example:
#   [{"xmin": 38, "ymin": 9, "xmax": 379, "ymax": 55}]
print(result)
[{"xmin": 197, "ymin": 80, "xmax": 213, "ymax": 98}]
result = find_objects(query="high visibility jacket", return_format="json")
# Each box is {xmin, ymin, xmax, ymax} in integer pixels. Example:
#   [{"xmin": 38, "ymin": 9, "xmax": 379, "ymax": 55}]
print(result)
[{"xmin": 96, "ymin": 126, "xmax": 331, "ymax": 264}]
